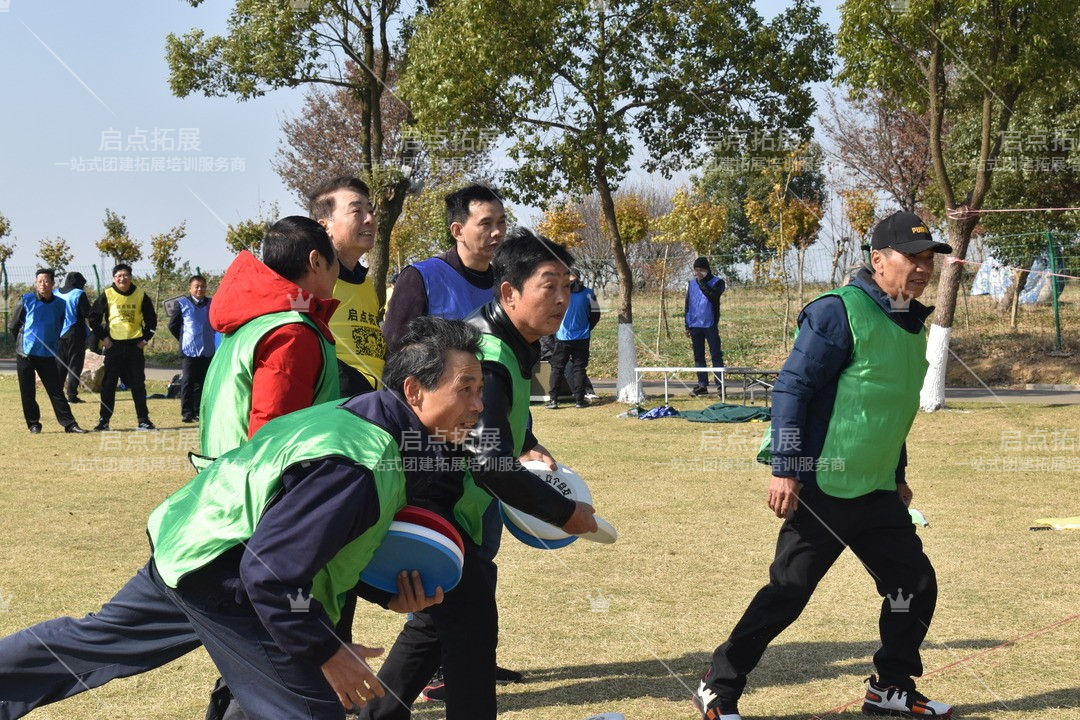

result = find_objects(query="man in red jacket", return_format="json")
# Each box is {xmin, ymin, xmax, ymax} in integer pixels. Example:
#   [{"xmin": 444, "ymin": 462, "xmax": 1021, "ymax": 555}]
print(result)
[{"xmin": 200, "ymin": 215, "xmax": 340, "ymax": 457}]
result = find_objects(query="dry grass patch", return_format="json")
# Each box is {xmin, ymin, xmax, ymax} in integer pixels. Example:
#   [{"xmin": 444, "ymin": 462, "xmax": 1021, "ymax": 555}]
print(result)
[{"xmin": 0, "ymin": 380, "xmax": 1077, "ymax": 719}]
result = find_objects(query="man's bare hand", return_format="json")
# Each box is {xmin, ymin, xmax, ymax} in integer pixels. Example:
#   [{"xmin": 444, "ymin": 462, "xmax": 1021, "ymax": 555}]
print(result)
[
  {"xmin": 767, "ymin": 475, "xmax": 800, "ymax": 519},
  {"xmin": 386, "ymin": 570, "xmax": 444, "ymax": 614},
  {"xmin": 562, "ymin": 501, "xmax": 598, "ymax": 535},
  {"xmin": 320, "ymin": 643, "xmax": 384, "ymax": 710},
  {"xmin": 520, "ymin": 443, "xmax": 557, "ymax": 471},
  {"xmin": 897, "ymin": 483, "xmax": 913, "ymax": 508},
  {"xmin": 102, "ymin": 338, "xmax": 113, "ymax": 350}
]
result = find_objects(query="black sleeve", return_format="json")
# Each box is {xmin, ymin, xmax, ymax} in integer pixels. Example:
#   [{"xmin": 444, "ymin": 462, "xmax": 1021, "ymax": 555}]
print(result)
[
  {"xmin": 466, "ymin": 361, "xmax": 576, "ymax": 526},
  {"xmin": 699, "ymin": 276, "xmax": 725, "ymax": 302},
  {"xmin": 88, "ymin": 293, "xmax": 108, "ymax": 340},
  {"xmin": 896, "ymin": 443, "xmax": 908, "ymax": 484},
  {"xmin": 167, "ymin": 306, "xmax": 182, "ymax": 342},
  {"xmin": 8, "ymin": 298, "xmax": 25, "ymax": 336},
  {"xmin": 240, "ymin": 457, "xmax": 382, "ymax": 666},
  {"xmin": 587, "ymin": 291, "xmax": 601, "ymax": 330},
  {"xmin": 77, "ymin": 292, "xmax": 91, "ymax": 321},
  {"xmin": 142, "ymin": 293, "xmax": 158, "ymax": 342},
  {"xmin": 382, "ymin": 266, "xmax": 428, "ymax": 356}
]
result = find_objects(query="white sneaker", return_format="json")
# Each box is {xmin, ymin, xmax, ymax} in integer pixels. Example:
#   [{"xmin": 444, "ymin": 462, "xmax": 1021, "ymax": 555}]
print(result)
[
  {"xmin": 862, "ymin": 675, "xmax": 953, "ymax": 717},
  {"xmin": 584, "ymin": 392, "xmax": 599, "ymax": 400}
]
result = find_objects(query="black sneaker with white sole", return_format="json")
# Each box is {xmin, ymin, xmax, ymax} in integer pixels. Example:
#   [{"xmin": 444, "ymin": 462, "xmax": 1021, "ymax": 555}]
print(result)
[
  {"xmin": 862, "ymin": 675, "xmax": 954, "ymax": 718},
  {"xmin": 693, "ymin": 678, "xmax": 742, "ymax": 720}
]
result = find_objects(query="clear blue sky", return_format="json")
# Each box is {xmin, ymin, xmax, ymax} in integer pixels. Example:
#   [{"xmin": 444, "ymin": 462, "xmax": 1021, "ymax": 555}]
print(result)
[{"xmin": 0, "ymin": 0, "xmax": 841, "ymax": 278}]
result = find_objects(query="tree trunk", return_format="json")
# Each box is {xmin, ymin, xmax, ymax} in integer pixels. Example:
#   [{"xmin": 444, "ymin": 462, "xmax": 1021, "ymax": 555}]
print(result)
[
  {"xmin": 996, "ymin": 251, "xmax": 1035, "ymax": 328},
  {"xmin": 596, "ymin": 172, "xmax": 638, "ymax": 403},
  {"xmin": 655, "ymin": 243, "xmax": 671, "ymax": 354},
  {"xmin": 919, "ymin": 219, "xmax": 976, "ymax": 410},
  {"xmin": 369, "ymin": 178, "xmax": 410, "ymax": 313}
]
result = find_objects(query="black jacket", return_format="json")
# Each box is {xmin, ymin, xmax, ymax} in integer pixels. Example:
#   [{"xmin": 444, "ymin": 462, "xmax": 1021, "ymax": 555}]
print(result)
[{"xmin": 463, "ymin": 301, "xmax": 576, "ymax": 527}]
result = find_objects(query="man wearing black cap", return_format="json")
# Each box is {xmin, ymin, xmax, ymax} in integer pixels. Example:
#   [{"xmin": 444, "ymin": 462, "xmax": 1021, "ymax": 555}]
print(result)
[
  {"xmin": 684, "ymin": 256, "xmax": 726, "ymax": 396},
  {"xmin": 694, "ymin": 211, "xmax": 955, "ymax": 720}
]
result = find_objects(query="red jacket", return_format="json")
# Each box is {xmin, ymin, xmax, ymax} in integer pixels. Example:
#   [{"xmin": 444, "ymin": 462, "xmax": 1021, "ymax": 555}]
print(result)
[{"xmin": 210, "ymin": 251, "xmax": 340, "ymax": 437}]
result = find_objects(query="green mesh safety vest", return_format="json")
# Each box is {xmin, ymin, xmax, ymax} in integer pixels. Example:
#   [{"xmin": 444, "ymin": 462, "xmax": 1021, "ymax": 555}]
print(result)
[
  {"xmin": 815, "ymin": 285, "xmax": 928, "ymax": 498},
  {"xmin": 199, "ymin": 311, "xmax": 340, "ymax": 458},
  {"xmin": 148, "ymin": 401, "xmax": 405, "ymax": 625},
  {"xmin": 452, "ymin": 334, "xmax": 534, "ymax": 545}
]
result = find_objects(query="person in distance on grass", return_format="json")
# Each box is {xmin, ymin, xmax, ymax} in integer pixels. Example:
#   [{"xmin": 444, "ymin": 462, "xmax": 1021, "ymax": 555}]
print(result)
[
  {"xmin": 694, "ymin": 211, "xmax": 955, "ymax": 720},
  {"xmin": 199, "ymin": 216, "xmax": 341, "ymax": 459},
  {"xmin": 88, "ymin": 263, "xmax": 158, "ymax": 431},
  {"xmin": 54, "ymin": 271, "xmax": 91, "ymax": 404},
  {"xmin": 167, "ymin": 274, "xmax": 215, "ymax": 423},
  {"xmin": 0, "ymin": 316, "xmax": 488, "ymax": 720},
  {"xmin": 359, "ymin": 227, "xmax": 599, "ymax": 720},
  {"xmin": 9, "ymin": 268, "xmax": 86, "ymax": 434},
  {"xmin": 545, "ymin": 266, "xmax": 600, "ymax": 409},
  {"xmin": 685, "ymin": 256, "xmax": 726, "ymax": 397}
]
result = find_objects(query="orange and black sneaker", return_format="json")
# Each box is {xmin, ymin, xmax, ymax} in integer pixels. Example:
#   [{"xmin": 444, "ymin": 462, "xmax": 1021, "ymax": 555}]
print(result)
[{"xmin": 862, "ymin": 675, "xmax": 954, "ymax": 717}]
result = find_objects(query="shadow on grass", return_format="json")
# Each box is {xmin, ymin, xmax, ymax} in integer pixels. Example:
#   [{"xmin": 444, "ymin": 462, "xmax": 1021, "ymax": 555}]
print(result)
[{"xmin": 494, "ymin": 638, "xmax": 1018, "ymax": 713}]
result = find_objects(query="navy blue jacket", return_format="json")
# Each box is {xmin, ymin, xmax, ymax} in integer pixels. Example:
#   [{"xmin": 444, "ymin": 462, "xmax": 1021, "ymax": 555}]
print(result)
[
  {"xmin": 770, "ymin": 269, "xmax": 933, "ymax": 487},
  {"xmin": 176, "ymin": 390, "xmax": 456, "ymax": 665}
]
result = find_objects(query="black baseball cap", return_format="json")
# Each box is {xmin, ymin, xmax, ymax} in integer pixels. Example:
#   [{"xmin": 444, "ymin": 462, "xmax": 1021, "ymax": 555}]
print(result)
[{"xmin": 870, "ymin": 211, "xmax": 952, "ymax": 254}]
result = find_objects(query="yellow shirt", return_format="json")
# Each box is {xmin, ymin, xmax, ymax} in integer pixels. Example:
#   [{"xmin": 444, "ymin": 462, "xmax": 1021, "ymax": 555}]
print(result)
[{"xmin": 329, "ymin": 273, "xmax": 386, "ymax": 389}]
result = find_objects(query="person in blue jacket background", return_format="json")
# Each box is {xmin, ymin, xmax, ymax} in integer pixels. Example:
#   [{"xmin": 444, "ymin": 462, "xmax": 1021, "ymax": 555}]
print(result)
[
  {"xmin": 545, "ymin": 267, "xmax": 600, "ymax": 409},
  {"xmin": 168, "ymin": 274, "xmax": 215, "ymax": 423},
  {"xmin": 54, "ymin": 271, "xmax": 91, "ymax": 404},
  {"xmin": 684, "ymin": 256, "xmax": 726, "ymax": 396},
  {"xmin": 9, "ymin": 268, "xmax": 85, "ymax": 434}
]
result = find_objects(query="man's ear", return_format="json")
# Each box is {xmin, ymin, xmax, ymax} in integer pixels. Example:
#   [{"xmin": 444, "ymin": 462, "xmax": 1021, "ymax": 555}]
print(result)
[
  {"xmin": 498, "ymin": 280, "xmax": 516, "ymax": 306},
  {"xmin": 307, "ymin": 249, "xmax": 322, "ymax": 274},
  {"xmin": 402, "ymin": 375, "xmax": 423, "ymax": 407},
  {"xmin": 317, "ymin": 217, "xmax": 330, "ymax": 230},
  {"xmin": 449, "ymin": 221, "xmax": 464, "ymax": 242}
]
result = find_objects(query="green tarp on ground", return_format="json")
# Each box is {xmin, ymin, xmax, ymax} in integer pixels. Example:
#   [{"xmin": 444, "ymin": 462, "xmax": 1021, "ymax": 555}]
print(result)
[{"xmin": 680, "ymin": 402, "xmax": 772, "ymax": 423}]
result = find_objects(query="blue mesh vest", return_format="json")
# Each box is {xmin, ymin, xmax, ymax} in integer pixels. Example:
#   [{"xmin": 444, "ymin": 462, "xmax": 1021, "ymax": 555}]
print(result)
[{"xmin": 414, "ymin": 258, "xmax": 493, "ymax": 319}]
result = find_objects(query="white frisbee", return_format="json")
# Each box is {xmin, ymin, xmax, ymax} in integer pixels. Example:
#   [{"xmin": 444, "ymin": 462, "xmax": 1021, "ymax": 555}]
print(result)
[
  {"xmin": 577, "ymin": 515, "xmax": 618, "ymax": 544},
  {"xmin": 501, "ymin": 462, "xmax": 592, "ymax": 548}
]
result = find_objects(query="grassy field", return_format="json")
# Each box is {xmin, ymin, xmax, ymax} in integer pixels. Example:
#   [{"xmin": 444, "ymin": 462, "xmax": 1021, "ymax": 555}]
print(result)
[{"xmin": 0, "ymin": 377, "xmax": 1077, "ymax": 719}]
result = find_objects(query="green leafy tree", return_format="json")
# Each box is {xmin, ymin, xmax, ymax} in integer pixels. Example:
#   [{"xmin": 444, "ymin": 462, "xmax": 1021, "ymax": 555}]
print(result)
[
  {"xmin": 97, "ymin": 209, "xmax": 142, "ymax": 265},
  {"xmin": 696, "ymin": 141, "xmax": 826, "ymax": 279},
  {"xmin": 837, "ymin": 0, "xmax": 1080, "ymax": 410},
  {"xmin": 225, "ymin": 202, "xmax": 279, "ymax": 257},
  {"xmin": 0, "ymin": 212, "xmax": 14, "ymax": 266},
  {"xmin": 947, "ymin": 84, "xmax": 1080, "ymax": 321},
  {"xmin": 37, "ymin": 236, "xmax": 74, "ymax": 276},
  {"xmin": 150, "ymin": 222, "xmax": 189, "ymax": 294},
  {"xmin": 166, "ymin": 1, "xmax": 420, "ymax": 306},
  {"xmin": 402, "ymin": 0, "xmax": 832, "ymax": 399}
]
